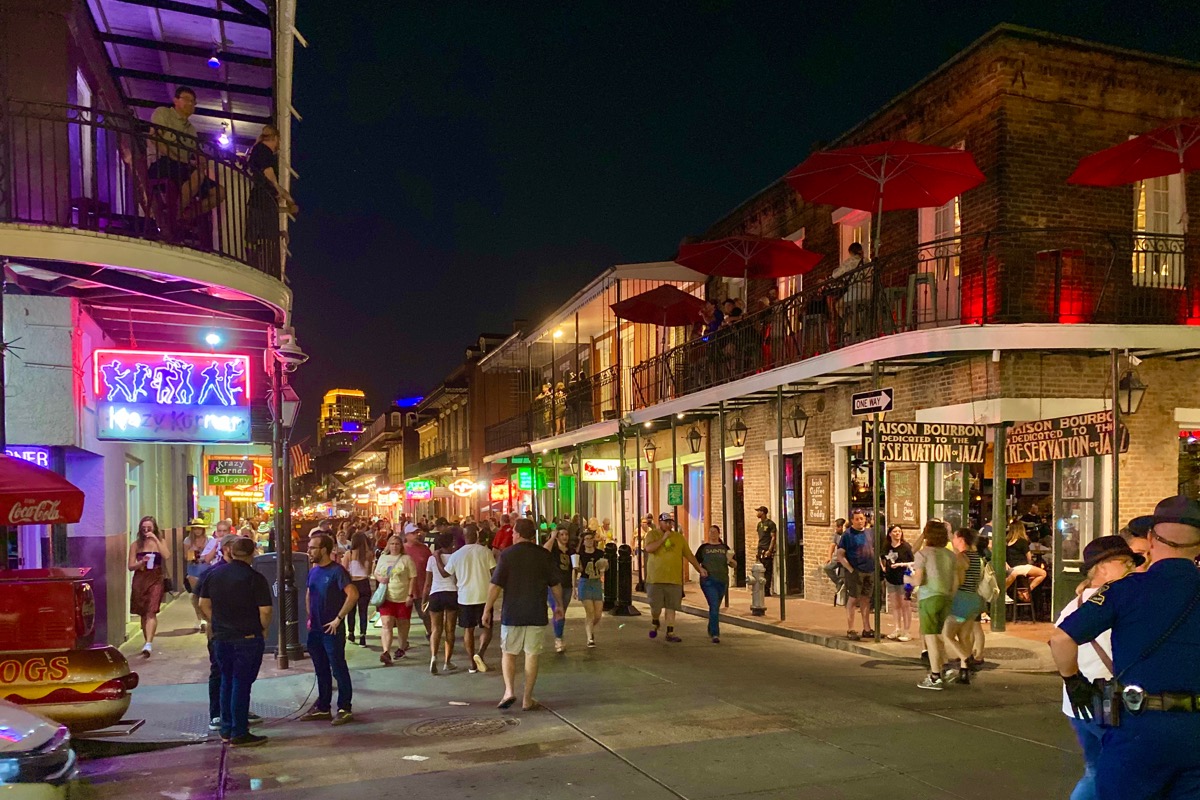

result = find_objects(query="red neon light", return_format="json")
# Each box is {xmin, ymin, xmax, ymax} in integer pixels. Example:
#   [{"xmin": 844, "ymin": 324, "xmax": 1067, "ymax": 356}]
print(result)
[{"xmin": 92, "ymin": 348, "xmax": 252, "ymax": 405}]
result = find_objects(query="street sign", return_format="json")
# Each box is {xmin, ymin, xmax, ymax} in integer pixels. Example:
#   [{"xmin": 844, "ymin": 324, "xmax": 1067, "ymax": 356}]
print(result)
[
  {"xmin": 864, "ymin": 422, "xmax": 986, "ymax": 463},
  {"xmin": 852, "ymin": 388, "xmax": 894, "ymax": 416},
  {"xmin": 1006, "ymin": 411, "xmax": 1128, "ymax": 464},
  {"xmin": 667, "ymin": 483, "xmax": 684, "ymax": 507},
  {"xmin": 207, "ymin": 457, "xmax": 254, "ymax": 485}
]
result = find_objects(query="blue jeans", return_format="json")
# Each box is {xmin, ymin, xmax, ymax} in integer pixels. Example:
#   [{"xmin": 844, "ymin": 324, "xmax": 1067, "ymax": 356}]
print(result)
[
  {"xmin": 307, "ymin": 628, "xmax": 353, "ymax": 712},
  {"xmin": 207, "ymin": 639, "xmax": 221, "ymax": 719},
  {"xmin": 699, "ymin": 577, "xmax": 725, "ymax": 637},
  {"xmin": 215, "ymin": 637, "xmax": 265, "ymax": 739},
  {"xmin": 1069, "ymin": 716, "xmax": 1102, "ymax": 800},
  {"xmin": 548, "ymin": 587, "xmax": 570, "ymax": 639}
]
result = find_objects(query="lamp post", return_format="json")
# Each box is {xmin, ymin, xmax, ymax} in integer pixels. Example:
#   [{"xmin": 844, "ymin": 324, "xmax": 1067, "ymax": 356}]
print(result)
[
  {"xmin": 1110, "ymin": 350, "xmax": 1146, "ymax": 536},
  {"xmin": 269, "ymin": 328, "xmax": 307, "ymax": 667}
]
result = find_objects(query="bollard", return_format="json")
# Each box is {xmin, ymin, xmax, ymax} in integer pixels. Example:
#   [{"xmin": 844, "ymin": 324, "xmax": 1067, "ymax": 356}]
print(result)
[
  {"xmin": 749, "ymin": 562, "xmax": 767, "ymax": 616},
  {"xmin": 611, "ymin": 543, "xmax": 641, "ymax": 616},
  {"xmin": 602, "ymin": 542, "xmax": 618, "ymax": 611}
]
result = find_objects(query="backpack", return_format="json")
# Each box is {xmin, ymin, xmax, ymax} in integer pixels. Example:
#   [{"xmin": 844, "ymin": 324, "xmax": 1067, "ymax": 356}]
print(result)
[{"xmin": 976, "ymin": 557, "xmax": 999, "ymax": 603}]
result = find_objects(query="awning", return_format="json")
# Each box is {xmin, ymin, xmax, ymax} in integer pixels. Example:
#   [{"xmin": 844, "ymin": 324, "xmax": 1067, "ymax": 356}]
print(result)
[{"xmin": 0, "ymin": 456, "xmax": 85, "ymax": 526}]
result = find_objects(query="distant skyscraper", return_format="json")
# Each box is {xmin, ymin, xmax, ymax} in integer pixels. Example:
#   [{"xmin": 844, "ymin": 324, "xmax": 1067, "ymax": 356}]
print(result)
[{"xmin": 317, "ymin": 389, "xmax": 369, "ymax": 451}]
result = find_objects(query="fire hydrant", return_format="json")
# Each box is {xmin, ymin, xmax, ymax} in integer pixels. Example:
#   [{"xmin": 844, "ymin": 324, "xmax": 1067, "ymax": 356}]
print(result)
[{"xmin": 749, "ymin": 562, "xmax": 767, "ymax": 616}]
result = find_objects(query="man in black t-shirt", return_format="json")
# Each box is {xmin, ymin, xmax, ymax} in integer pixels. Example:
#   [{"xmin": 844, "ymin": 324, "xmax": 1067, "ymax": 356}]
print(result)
[
  {"xmin": 755, "ymin": 507, "xmax": 778, "ymax": 597},
  {"xmin": 199, "ymin": 537, "xmax": 273, "ymax": 747},
  {"xmin": 484, "ymin": 518, "xmax": 563, "ymax": 712}
]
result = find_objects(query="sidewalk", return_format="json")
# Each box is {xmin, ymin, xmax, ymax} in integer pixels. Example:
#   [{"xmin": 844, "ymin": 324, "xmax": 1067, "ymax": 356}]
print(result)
[{"xmin": 637, "ymin": 583, "xmax": 1057, "ymax": 673}]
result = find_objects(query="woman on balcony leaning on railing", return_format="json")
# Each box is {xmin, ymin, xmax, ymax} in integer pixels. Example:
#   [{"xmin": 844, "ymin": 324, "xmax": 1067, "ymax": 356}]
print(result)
[{"xmin": 245, "ymin": 124, "xmax": 299, "ymax": 274}]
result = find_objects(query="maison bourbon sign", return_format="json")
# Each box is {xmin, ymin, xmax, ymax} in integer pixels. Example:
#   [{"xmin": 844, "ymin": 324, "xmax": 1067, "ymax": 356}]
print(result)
[
  {"xmin": 1006, "ymin": 411, "xmax": 1128, "ymax": 464},
  {"xmin": 864, "ymin": 422, "xmax": 987, "ymax": 463}
]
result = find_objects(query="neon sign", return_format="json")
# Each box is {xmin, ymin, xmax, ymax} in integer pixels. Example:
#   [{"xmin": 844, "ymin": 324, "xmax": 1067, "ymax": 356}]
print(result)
[
  {"xmin": 580, "ymin": 458, "xmax": 620, "ymax": 482},
  {"xmin": 93, "ymin": 349, "xmax": 252, "ymax": 443},
  {"xmin": 448, "ymin": 478, "xmax": 478, "ymax": 497},
  {"xmin": 490, "ymin": 480, "xmax": 510, "ymax": 502},
  {"xmin": 4, "ymin": 447, "xmax": 50, "ymax": 469},
  {"xmin": 405, "ymin": 479, "xmax": 433, "ymax": 501}
]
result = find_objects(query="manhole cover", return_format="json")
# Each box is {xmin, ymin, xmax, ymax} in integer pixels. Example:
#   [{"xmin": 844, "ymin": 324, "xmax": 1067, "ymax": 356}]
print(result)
[
  {"xmin": 983, "ymin": 647, "xmax": 1036, "ymax": 661},
  {"xmin": 404, "ymin": 717, "xmax": 519, "ymax": 738}
]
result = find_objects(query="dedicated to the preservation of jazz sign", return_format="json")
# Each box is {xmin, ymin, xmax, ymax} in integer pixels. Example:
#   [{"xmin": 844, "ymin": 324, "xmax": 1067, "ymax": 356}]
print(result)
[
  {"xmin": 864, "ymin": 422, "xmax": 987, "ymax": 463},
  {"xmin": 1005, "ymin": 411, "xmax": 1127, "ymax": 464}
]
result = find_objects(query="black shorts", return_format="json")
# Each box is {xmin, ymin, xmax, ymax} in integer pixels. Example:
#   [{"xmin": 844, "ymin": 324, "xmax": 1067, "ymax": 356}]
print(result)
[
  {"xmin": 149, "ymin": 157, "xmax": 218, "ymax": 197},
  {"xmin": 844, "ymin": 569, "xmax": 875, "ymax": 601},
  {"xmin": 428, "ymin": 591, "xmax": 458, "ymax": 613},
  {"xmin": 458, "ymin": 603, "xmax": 487, "ymax": 629}
]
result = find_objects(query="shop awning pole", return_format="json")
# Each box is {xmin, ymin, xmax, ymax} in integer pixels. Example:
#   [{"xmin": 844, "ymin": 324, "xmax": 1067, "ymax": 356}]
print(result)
[
  {"xmin": 991, "ymin": 423, "xmax": 1008, "ymax": 633},
  {"xmin": 720, "ymin": 401, "xmax": 730, "ymax": 606},
  {"xmin": 619, "ymin": 429, "xmax": 627, "ymax": 545},
  {"xmin": 1110, "ymin": 348, "xmax": 1121, "ymax": 536},
  {"xmin": 635, "ymin": 426, "xmax": 644, "ymax": 590},
  {"xmin": 777, "ymin": 385, "xmax": 786, "ymax": 621},
  {"xmin": 872, "ymin": 361, "xmax": 882, "ymax": 643}
]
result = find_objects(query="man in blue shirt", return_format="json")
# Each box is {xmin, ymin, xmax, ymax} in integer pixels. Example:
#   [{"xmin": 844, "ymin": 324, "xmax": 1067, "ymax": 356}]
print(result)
[
  {"xmin": 299, "ymin": 533, "xmax": 358, "ymax": 726},
  {"xmin": 835, "ymin": 509, "xmax": 876, "ymax": 640},
  {"xmin": 1051, "ymin": 495, "xmax": 1200, "ymax": 800}
]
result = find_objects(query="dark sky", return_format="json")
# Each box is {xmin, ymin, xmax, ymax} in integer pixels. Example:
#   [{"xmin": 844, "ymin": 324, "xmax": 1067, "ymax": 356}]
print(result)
[{"xmin": 286, "ymin": 1, "xmax": 1200, "ymax": 434}]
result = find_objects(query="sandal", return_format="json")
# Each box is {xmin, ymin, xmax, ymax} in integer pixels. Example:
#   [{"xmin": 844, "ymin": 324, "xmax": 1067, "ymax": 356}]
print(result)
[
  {"xmin": 847, "ymin": 630, "xmax": 861, "ymax": 641},
  {"xmin": 380, "ymin": 651, "xmax": 392, "ymax": 666}
]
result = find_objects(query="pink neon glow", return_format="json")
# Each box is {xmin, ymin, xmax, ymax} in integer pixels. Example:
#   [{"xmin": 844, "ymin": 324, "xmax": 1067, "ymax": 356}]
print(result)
[{"xmin": 91, "ymin": 348, "xmax": 252, "ymax": 404}]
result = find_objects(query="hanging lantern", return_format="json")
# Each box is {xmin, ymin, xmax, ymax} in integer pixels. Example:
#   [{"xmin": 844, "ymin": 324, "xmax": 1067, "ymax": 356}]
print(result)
[
  {"xmin": 1118, "ymin": 367, "xmax": 1147, "ymax": 415},
  {"xmin": 728, "ymin": 415, "xmax": 749, "ymax": 448},
  {"xmin": 787, "ymin": 404, "xmax": 809, "ymax": 439},
  {"xmin": 686, "ymin": 424, "xmax": 703, "ymax": 454},
  {"xmin": 643, "ymin": 439, "xmax": 658, "ymax": 463}
]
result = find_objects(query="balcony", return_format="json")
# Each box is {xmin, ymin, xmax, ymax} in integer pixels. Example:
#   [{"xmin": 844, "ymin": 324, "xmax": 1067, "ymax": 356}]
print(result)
[
  {"xmin": 485, "ymin": 412, "xmax": 531, "ymax": 456},
  {"xmin": 631, "ymin": 228, "xmax": 1199, "ymax": 410},
  {"xmin": 531, "ymin": 364, "xmax": 620, "ymax": 440},
  {"xmin": 406, "ymin": 449, "xmax": 470, "ymax": 479},
  {"xmin": 0, "ymin": 100, "xmax": 284, "ymax": 281}
]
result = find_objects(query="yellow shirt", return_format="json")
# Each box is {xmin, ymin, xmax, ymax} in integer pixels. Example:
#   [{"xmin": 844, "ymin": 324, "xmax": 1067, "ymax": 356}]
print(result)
[{"xmin": 645, "ymin": 530, "xmax": 693, "ymax": 585}]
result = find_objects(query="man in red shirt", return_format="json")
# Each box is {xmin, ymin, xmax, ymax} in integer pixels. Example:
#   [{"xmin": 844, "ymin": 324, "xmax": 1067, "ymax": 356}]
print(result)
[
  {"xmin": 404, "ymin": 524, "xmax": 433, "ymax": 639},
  {"xmin": 492, "ymin": 514, "xmax": 515, "ymax": 558}
]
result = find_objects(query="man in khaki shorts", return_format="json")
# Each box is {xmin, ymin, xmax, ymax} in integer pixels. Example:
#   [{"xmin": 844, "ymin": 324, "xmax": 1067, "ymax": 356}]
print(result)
[
  {"xmin": 643, "ymin": 512, "xmax": 707, "ymax": 643},
  {"xmin": 484, "ymin": 518, "xmax": 563, "ymax": 711}
]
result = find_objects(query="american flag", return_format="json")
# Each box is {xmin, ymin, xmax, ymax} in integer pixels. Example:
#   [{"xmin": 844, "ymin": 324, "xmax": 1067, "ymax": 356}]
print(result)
[{"xmin": 290, "ymin": 442, "xmax": 312, "ymax": 478}]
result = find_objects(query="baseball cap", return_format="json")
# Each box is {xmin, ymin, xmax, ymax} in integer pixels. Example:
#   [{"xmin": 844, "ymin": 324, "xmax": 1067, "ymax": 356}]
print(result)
[
  {"xmin": 755, "ymin": 506, "xmax": 769, "ymax": 513},
  {"xmin": 403, "ymin": 522, "xmax": 420, "ymax": 535},
  {"xmin": 658, "ymin": 512, "xmax": 674, "ymax": 522},
  {"xmin": 219, "ymin": 534, "xmax": 240, "ymax": 550}
]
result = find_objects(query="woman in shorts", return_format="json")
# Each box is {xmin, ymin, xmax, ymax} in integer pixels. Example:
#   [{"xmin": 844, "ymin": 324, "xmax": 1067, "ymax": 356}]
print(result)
[
  {"xmin": 881, "ymin": 525, "xmax": 914, "ymax": 641},
  {"xmin": 574, "ymin": 530, "xmax": 607, "ymax": 648},
  {"xmin": 424, "ymin": 531, "xmax": 459, "ymax": 674},
  {"xmin": 943, "ymin": 527, "xmax": 986, "ymax": 684},
  {"xmin": 544, "ymin": 527, "xmax": 575, "ymax": 653},
  {"xmin": 910, "ymin": 519, "xmax": 958, "ymax": 690},
  {"xmin": 373, "ymin": 534, "xmax": 416, "ymax": 665}
]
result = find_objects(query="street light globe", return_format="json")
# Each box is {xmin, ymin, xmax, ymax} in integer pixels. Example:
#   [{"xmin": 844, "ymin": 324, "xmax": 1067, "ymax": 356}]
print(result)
[{"xmin": 204, "ymin": 331, "xmax": 222, "ymax": 346}]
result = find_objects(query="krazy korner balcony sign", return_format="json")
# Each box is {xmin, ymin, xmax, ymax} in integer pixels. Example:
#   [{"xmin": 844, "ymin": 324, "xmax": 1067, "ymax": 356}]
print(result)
[{"xmin": 92, "ymin": 349, "xmax": 252, "ymax": 443}]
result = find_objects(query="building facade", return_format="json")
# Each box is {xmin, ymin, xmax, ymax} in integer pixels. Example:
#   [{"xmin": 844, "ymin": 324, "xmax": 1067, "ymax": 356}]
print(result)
[
  {"xmin": 469, "ymin": 26, "xmax": 1200, "ymax": 620},
  {"xmin": 317, "ymin": 388, "xmax": 369, "ymax": 451},
  {"xmin": 0, "ymin": 0, "xmax": 302, "ymax": 643}
]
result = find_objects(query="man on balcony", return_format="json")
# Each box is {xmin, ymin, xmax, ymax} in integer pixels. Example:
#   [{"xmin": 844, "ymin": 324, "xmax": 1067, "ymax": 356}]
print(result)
[{"xmin": 149, "ymin": 86, "xmax": 226, "ymax": 223}]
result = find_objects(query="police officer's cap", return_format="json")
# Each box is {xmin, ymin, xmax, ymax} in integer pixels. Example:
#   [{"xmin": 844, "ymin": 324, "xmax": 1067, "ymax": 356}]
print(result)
[
  {"xmin": 1128, "ymin": 495, "xmax": 1200, "ymax": 535},
  {"xmin": 1081, "ymin": 535, "xmax": 1145, "ymax": 574}
]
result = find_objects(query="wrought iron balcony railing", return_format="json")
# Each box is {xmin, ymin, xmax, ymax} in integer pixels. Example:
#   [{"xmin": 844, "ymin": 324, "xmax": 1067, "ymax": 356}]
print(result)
[
  {"xmin": 631, "ymin": 228, "xmax": 1198, "ymax": 410},
  {"xmin": 531, "ymin": 364, "xmax": 620, "ymax": 440},
  {"xmin": 0, "ymin": 100, "xmax": 284, "ymax": 277},
  {"xmin": 406, "ymin": 449, "xmax": 469, "ymax": 479}
]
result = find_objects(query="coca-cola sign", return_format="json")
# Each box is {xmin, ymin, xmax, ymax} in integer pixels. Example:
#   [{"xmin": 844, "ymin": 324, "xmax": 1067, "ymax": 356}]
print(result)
[{"xmin": 8, "ymin": 499, "xmax": 64, "ymax": 525}]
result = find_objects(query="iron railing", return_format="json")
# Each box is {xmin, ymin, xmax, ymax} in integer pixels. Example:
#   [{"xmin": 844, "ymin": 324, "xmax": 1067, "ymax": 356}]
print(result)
[
  {"xmin": 632, "ymin": 228, "xmax": 1198, "ymax": 409},
  {"xmin": 531, "ymin": 364, "xmax": 620, "ymax": 440},
  {"xmin": 405, "ymin": 449, "xmax": 469, "ymax": 479},
  {"xmin": 485, "ymin": 411, "xmax": 531, "ymax": 456},
  {"xmin": 0, "ymin": 99, "xmax": 283, "ymax": 277}
]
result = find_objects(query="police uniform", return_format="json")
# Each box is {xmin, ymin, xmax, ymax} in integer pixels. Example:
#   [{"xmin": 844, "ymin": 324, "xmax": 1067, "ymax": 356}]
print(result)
[
  {"xmin": 1058, "ymin": 557, "xmax": 1200, "ymax": 800},
  {"xmin": 755, "ymin": 513, "xmax": 777, "ymax": 596}
]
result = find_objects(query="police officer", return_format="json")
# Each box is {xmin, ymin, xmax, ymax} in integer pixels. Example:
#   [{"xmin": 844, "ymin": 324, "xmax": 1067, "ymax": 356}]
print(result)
[
  {"xmin": 1049, "ymin": 495, "xmax": 1200, "ymax": 800},
  {"xmin": 754, "ymin": 506, "xmax": 777, "ymax": 597}
]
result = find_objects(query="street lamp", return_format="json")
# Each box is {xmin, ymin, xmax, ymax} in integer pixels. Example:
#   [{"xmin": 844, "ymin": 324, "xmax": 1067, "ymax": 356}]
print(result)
[
  {"xmin": 787, "ymin": 403, "xmax": 809, "ymax": 439},
  {"xmin": 1118, "ymin": 365, "xmax": 1147, "ymax": 415},
  {"xmin": 728, "ymin": 415, "xmax": 749, "ymax": 448},
  {"xmin": 643, "ymin": 438, "xmax": 658, "ymax": 463},
  {"xmin": 686, "ymin": 424, "xmax": 703, "ymax": 454}
]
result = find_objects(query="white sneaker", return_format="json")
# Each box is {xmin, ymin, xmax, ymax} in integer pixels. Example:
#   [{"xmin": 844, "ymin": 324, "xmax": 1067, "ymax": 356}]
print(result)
[
  {"xmin": 897, "ymin": 634, "xmax": 911, "ymax": 642},
  {"xmin": 554, "ymin": 639, "xmax": 564, "ymax": 654}
]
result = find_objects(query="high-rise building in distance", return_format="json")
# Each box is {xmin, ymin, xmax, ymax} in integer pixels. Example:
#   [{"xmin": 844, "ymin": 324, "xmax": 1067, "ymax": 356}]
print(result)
[{"xmin": 318, "ymin": 389, "xmax": 370, "ymax": 451}]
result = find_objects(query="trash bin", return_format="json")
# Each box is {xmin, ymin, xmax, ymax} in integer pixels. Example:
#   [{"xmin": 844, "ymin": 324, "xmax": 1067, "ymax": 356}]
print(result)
[{"xmin": 253, "ymin": 552, "xmax": 309, "ymax": 656}]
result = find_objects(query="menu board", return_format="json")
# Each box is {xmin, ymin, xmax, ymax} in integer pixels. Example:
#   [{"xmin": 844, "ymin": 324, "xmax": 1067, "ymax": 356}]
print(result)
[
  {"xmin": 804, "ymin": 471, "xmax": 830, "ymax": 526},
  {"xmin": 887, "ymin": 466, "xmax": 919, "ymax": 527}
]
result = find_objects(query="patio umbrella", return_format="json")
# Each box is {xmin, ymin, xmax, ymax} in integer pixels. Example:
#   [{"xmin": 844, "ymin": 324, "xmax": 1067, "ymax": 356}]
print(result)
[
  {"xmin": 0, "ymin": 455, "xmax": 85, "ymax": 525},
  {"xmin": 784, "ymin": 141, "xmax": 985, "ymax": 257},
  {"xmin": 1068, "ymin": 118, "xmax": 1200, "ymax": 232},
  {"xmin": 610, "ymin": 284, "xmax": 706, "ymax": 328},
  {"xmin": 674, "ymin": 236, "xmax": 824, "ymax": 280}
]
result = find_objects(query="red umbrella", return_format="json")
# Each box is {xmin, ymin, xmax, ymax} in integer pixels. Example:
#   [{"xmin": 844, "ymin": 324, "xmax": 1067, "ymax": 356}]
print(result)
[
  {"xmin": 784, "ymin": 141, "xmax": 985, "ymax": 256},
  {"xmin": 1068, "ymin": 118, "xmax": 1200, "ymax": 232},
  {"xmin": 611, "ymin": 284, "xmax": 706, "ymax": 328},
  {"xmin": 674, "ymin": 236, "xmax": 823, "ymax": 280},
  {"xmin": 0, "ymin": 455, "xmax": 85, "ymax": 525}
]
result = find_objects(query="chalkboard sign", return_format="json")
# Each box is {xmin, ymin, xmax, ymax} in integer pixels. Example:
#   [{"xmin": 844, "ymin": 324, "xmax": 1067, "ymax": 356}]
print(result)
[
  {"xmin": 887, "ymin": 466, "xmax": 919, "ymax": 527},
  {"xmin": 804, "ymin": 471, "xmax": 830, "ymax": 526}
]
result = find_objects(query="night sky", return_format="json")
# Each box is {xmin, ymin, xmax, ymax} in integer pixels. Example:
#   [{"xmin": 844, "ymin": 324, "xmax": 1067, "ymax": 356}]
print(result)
[{"xmin": 286, "ymin": 1, "xmax": 1200, "ymax": 434}]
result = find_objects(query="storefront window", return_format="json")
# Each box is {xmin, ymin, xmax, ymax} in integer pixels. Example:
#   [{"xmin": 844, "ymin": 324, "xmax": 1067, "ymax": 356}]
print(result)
[
  {"xmin": 1179, "ymin": 434, "xmax": 1200, "ymax": 499},
  {"xmin": 929, "ymin": 463, "xmax": 967, "ymax": 532},
  {"xmin": 1055, "ymin": 457, "xmax": 1098, "ymax": 562},
  {"xmin": 846, "ymin": 446, "xmax": 883, "ymax": 521}
]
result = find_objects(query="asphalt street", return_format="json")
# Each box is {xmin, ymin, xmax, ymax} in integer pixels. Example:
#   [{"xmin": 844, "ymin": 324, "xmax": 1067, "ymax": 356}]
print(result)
[{"xmin": 76, "ymin": 602, "xmax": 1080, "ymax": 799}]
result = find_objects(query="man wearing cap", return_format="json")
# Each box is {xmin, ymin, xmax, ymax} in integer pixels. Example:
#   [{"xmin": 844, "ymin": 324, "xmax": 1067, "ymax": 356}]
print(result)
[
  {"xmin": 1050, "ymin": 496, "xmax": 1200, "ymax": 800},
  {"xmin": 308, "ymin": 518, "xmax": 333, "ymax": 538},
  {"xmin": 643, "ymin": 512, "xmax": 707, "ymax": 643},
  {"xmin": 754, "ymin": 506, "xmax": 778, "ymax": 597}
]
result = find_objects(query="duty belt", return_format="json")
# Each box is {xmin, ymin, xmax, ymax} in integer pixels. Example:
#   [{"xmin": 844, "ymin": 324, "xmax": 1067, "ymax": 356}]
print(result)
[{"xmin": 1119, "ymin": 685, "xmax": 1200, "ymax": 713}]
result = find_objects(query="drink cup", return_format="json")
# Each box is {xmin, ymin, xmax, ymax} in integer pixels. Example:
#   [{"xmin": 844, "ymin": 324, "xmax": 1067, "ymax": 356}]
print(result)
[
  {"xmin": 571, "ymin": 554, "xmax": 580, "ymax": 569},
  {"xmin": 146, "ymin": 553, "xmax": 156, "ymax": 569}
]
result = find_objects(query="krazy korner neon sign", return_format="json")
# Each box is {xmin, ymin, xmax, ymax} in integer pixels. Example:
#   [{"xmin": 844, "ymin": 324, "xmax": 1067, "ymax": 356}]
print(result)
[{"xmin": 92, "ymin": 349, "xmax": 253, "ymax": 443}]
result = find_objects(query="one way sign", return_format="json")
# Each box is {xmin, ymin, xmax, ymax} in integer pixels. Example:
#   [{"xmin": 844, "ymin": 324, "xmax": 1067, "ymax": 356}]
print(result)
[{"xmin": 851, "ymin": 388, "xmax": 894, "ymax": 416}]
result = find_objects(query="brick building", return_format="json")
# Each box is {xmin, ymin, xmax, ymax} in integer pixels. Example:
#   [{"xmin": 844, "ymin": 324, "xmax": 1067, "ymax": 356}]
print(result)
[{"xmin": 472, "ymin": 25, "xmax": 1200, "ymax": 622}]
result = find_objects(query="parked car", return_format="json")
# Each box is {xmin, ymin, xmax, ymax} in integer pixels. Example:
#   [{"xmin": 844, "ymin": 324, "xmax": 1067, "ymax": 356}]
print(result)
[{"xmin": 0, "ymin": 699, "xmax": 77, "ymax": 797}]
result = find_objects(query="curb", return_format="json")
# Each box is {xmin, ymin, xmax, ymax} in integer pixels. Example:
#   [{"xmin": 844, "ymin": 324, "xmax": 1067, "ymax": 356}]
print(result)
[{"xmin": 630, "ymin": 594, "xmax": 1053, "ymax": 673}]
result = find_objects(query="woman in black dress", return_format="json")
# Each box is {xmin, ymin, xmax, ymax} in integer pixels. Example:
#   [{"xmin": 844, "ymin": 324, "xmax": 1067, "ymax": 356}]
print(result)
[{"xmin": 245, "ymin": 124, "xmax": 298, "ymax": 273}]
